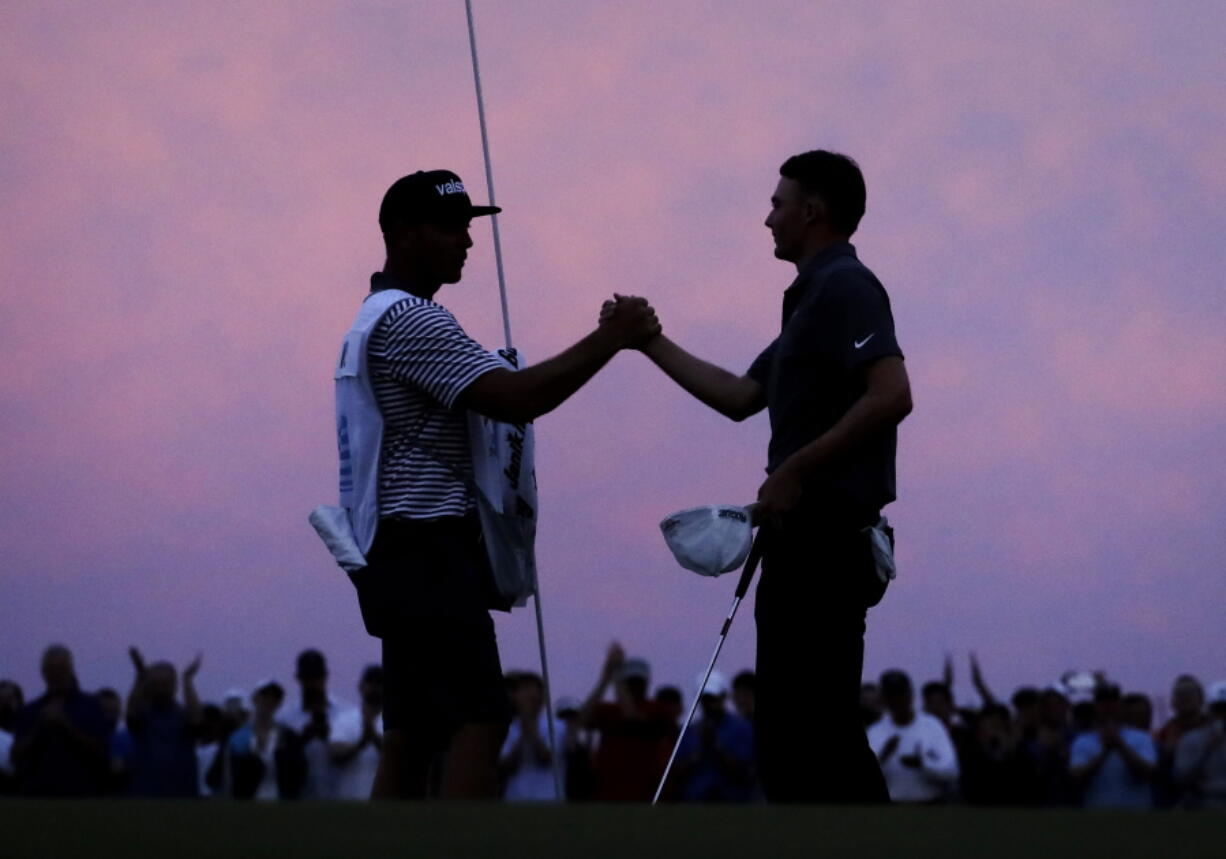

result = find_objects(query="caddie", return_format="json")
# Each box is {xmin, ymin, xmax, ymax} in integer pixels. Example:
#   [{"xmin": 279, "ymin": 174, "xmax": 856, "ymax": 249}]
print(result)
[{"xmin": 329, "ymin": 170, "xmax": 660, "ymax": 799}]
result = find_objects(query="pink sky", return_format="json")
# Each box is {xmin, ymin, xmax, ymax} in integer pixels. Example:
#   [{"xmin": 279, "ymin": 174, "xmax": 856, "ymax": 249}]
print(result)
[{"xmin": 2, "ymin": 1, "xmax": 1223, "ymax": 712}]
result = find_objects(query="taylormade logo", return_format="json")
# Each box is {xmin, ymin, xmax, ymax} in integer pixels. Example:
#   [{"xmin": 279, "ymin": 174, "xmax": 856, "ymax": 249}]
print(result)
[{"xmin": 435, "ymin": 180, "xmax": 467, "ymax": 196}]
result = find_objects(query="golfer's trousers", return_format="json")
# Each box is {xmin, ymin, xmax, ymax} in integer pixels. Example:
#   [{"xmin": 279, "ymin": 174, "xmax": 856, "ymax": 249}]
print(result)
[{"xmin": 754, "ymin": 508, "xmax": 891, "ymax": 804}]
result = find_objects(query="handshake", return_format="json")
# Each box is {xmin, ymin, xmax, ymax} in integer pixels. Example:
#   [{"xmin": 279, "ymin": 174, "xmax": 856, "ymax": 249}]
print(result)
[{"xmin": 597, "ymin": 293, "xmax": 662, "ymax": 351}]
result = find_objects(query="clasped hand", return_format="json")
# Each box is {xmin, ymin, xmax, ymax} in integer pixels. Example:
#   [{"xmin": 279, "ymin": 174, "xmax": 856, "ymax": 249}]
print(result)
[{"xmin": 598, "ymin": 293, "xmax": 661, "ymax": 349}]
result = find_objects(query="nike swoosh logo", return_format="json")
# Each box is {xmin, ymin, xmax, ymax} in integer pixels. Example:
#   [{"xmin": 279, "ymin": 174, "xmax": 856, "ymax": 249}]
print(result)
[{"xmin": 854, "ymin": 334, "xmax": 876, "ymax": 349}]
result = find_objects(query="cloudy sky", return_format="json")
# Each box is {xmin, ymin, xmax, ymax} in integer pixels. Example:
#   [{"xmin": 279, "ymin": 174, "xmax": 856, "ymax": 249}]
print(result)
[{"xmin": 2, "ymin": 1, "xmax": 1222, "ymax": 712}]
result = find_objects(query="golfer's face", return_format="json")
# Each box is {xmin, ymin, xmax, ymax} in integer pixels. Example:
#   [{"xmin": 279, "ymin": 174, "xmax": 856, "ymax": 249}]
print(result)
[{"xmin": 765, "ymin": 177, "xmax": 808, "ymax": 263}]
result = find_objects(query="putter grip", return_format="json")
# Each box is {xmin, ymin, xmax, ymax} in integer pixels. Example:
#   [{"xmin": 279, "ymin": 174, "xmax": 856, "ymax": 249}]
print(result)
[{"xmin": 732, "ymin": 531, "xmax": 766, "ymax": 600}]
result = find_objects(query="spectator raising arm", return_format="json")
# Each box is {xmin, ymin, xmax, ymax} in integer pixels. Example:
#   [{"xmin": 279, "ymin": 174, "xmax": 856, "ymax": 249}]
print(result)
[
  {"xmin": 970, "ymin": 652, "xmax": 998, "ymax": 707},
  {"xmin": 183, "ymin": 653, "xmax": 203, "ymax": 728}
]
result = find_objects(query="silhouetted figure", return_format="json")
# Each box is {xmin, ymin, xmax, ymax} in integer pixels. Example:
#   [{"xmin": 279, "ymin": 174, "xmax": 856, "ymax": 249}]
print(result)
[
  {"xmin": 1172, "ymin": 680, "xmax": 1226, "ymax": 809},
  {"xmin": 499, "ymin": 672, "xmax": 562, "ymax": 801},
  {"xmin": 281, "ymin": 649, "xmax": 347, "ymax": 799},
  {"xmin": 581, "ymin": 643, "xmax": 673, "ymax": 802},
  {"xmin": 654, "ymin": 686, "xmax": 684, "ymax": 741},
  {"xmin": 0, "ymin": 679, "xmax": 24, "ymax": 795},
  {"xmin": 329, "ymin": 664, "xmax": 384, "ymax": 800},
  {"xmin": 555, "ymin": 696, "xmax": 596, "ymax": 802},
  {"xmin": 859, "ymin": 683, "xmax": 883, "ymax": 728},
  {"xmin": 672, "ymin": 673, "xmax": 755, "ymax": 803},
  {"xmin": 1155, "ymin": 674, "xmax": 1208, "ymax": 807},
  {"xmin": 125, "ymin": 648, "xmax": 202, "ymax": 797},
  {"xmin": 731, "ymin": 672, "xmax": 756, "ymax": 724},
  {"xmin": 96, "ymin": 687, "xmax": 132, "ymax": 794},
  {"xmin": 1069, "ymin": 684, "xmax": 1156, "ymax": 808},
  {"xmin": 867, "ymin": 670, "xmax": 959, "ymax": 803},
  {"xmin": 11, "ymin": 645, "xmax": 110, "ymax": 796},
  {"xmin": 959, "ymin": 704, "xmax": 1029, "ymax": 805},
  {"xmin": 227, "ymin": 680, "xmax": 293, "ymax": 800}
]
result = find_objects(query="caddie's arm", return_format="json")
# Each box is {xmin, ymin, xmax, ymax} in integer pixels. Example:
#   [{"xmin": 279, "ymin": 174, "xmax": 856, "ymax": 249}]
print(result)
[
  {"xmin": 756, "ymin": 356, "xmax": 911, "ymax": 519},
  {"xmin": 458, "ymin": 299, "xmax": 660, "ymax": 424}
]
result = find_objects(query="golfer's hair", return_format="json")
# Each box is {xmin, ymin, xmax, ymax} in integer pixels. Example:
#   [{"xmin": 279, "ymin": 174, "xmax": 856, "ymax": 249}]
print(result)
[{"xmin": 779, "ymin": 150, "xmax": 866, "ymax": 237}]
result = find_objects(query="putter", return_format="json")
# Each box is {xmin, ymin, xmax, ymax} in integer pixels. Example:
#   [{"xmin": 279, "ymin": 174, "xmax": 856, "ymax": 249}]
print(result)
[{"xmin": 652, "ymin": 529, "xmax": 767, "ymax": 804}]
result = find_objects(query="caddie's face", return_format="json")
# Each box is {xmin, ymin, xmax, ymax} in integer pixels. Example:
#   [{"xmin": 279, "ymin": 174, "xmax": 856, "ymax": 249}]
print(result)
[
  {"xmin": 411, "ymin": 219, "xmax": 473, "ymax": 285},
  {"xmin": 765, "ymin": 176, "xmax": 815, "ymax": 263}
]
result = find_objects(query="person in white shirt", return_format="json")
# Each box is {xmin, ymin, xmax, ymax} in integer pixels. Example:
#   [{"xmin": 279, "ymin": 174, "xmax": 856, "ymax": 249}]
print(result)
[
  {"xmin": 866, "ymin": 669, "xmax": 959, "ymax": 803},
  {"xmin": 329, "ymin": 665, "xmax": 384, "ymax": 800},
  {"xmin": 227, "ymin": 680, "xmax": 288, "ymax": 800},
  {"xmin": 500, "ymin": 672, "xmax": 563, "ymax": 801},
  {"xmin": 280, "ymin": 649, "xmax": 348, "ymax": 799}
]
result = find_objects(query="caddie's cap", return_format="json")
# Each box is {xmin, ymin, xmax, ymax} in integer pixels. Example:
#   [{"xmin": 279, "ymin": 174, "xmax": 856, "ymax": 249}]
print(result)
[
  {"xmin": 379, "ymin": 170, "xmax": 501, "ymax": 234},
  {"xmin": 660, "ymin": 505, "xmax": 753, "ymax": 577}
]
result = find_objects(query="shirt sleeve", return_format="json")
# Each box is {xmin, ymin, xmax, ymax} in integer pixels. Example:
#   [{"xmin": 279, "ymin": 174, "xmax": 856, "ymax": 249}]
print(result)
[
  {"xmin": 1069, "ymin": 733, "xmax": 1097, "ymax": 767},
  {"xmin": 746, "ymin": 338, "xmax": 778, "ymax": 386},
  {"xmin": 920, "ymin": 718, "xmax": 960, "ymax": 784},
  {"xmin": 372, "ymin": 300, "xmax": 504, "ymax": 409},
  {"xmin": 499, "ymin": 720, "xmax": 522, "ymax": 762},
  {"xmin": 822, "ymin": 272, "xmax": 903, "ymax": 371},
  {"xmin": 1172, "ymin": 730, "xmax": 1208, "ymax": 783},
  {"xmin": 1124, "ymin": 730, "xmax": 1157, "ymax": 765},
  {"xmin": 329, "ymin": 709, "xmax": 362, "ymax": 744}
]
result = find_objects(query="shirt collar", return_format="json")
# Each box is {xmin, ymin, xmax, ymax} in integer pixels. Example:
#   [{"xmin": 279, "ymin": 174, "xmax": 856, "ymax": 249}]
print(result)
[{"xmin": 781, "ymin": 241, "xmax": 857, "ymax": 325}]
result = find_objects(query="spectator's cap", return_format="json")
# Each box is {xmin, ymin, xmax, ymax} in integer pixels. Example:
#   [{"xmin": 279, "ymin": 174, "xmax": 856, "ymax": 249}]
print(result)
[
  {"xmin": 660, "ymin": 505, "xmax": 753, "ymax": 577},
  {"xmin": 700, "ymin": 670, "xmax": 729, "ymax": 698},
  {"xmin": 555, "ymin": 696, "xmax": 582, "ymax": 717},
  {"xmin": 360, "ymin": 664, "xmax": 384, "ymax": 686},
  {"xmin": 253, "ymin": 678, "xmax": 284, "ymax": 697},
  {"xmin": 1057, "ymin": 671, "xmax": 1098, "ymax": 704},
  {"xmin": 379, "ymin": 170, "xmax": 500, "ymax": 234},
  {"xmin": 618, "ymin": 657, "xmax": 651, "ymax": 682},
  {"xmin": 1207, "ymin": 680, "xmax": 1226, "ymax": 706},
  {"xmin": 222, "ymin": 688, "xmax": 247, "ymax": 706},
  {"xmin": 879, "ymin": 669, "xmax": 912, "ymax": 697},
  {"xmin": 296, "ymin": 649, "xmax": 327, "ymax": 679}
]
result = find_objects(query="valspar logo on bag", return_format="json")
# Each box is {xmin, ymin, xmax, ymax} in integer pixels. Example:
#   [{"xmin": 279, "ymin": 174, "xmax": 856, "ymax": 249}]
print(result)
[{"xmin": 435, "ymin": 180, "xmax": 467, "ymax": 196}]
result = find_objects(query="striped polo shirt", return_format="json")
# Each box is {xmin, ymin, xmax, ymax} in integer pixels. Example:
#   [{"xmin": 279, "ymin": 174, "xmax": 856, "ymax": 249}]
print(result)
[{"xmin": 367, "ymin": 275, "xmax": 503, "ymax": 520}]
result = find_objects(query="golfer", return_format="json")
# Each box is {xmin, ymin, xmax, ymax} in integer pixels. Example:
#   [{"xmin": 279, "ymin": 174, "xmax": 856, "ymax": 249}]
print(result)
[
  {"xmin": 621, "ymin": 151, "xmax": 911, "ymax": 803},
  {"xmin": 336, "ymin": 170, "xmax": 659, "ymax": 799}
]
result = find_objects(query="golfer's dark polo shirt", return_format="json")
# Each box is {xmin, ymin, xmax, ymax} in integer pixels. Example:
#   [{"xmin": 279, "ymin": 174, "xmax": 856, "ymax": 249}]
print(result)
[{"xmin": 747, "ymin": 242, "xmax": 903, "ymax": 514}]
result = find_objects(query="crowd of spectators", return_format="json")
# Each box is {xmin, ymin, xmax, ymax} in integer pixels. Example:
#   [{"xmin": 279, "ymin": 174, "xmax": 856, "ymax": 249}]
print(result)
[{"xmin": 2, "ymin": 644, "xmax": 1223, "ymax": 809}]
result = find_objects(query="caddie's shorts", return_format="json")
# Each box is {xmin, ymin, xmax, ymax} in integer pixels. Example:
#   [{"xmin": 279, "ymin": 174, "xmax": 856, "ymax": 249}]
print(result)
[
  {"xmin": 381, "ymin": 613, "xmax": 510, "ymax": 740},
  {"xmin": 353, "ymin": 515, "xmax": 511, "ymax": 740}
]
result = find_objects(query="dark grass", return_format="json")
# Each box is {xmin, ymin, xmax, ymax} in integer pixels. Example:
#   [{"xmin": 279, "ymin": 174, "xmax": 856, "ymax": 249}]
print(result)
[{"xmin": 4, "ymin": 800, "xmax": 1225, "ymax": 858}]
